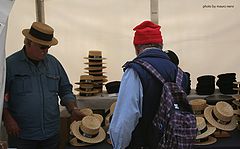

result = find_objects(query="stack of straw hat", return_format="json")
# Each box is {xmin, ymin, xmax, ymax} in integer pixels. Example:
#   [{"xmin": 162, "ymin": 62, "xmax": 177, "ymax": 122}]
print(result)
[
  {"xmin": 75, "ymin": 75, "xmax": 99, "ymax": 96},
  {"xmin": 69, "ymin": 108, "xmax": 106, "ymax": 146},
  {"xmin": 194, "ymin": 117, "xmax": 217, "ymax": 145},
  {"xmin": 189, "ymin": 99, "xmax": 207, "ymax": 117},
  {"xmin": 84, "ymin": 50, "xmax": 108, "ymax": 93}
]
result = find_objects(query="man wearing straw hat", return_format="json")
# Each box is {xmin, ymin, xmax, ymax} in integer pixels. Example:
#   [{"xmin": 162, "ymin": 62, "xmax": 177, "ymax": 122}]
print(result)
[
  {"xmin": 109, "ymin": 20, "xmax": 189, "ymax": 149},
  {"xmin": 2, "ymin": 22, "xmax": 85, "ymax": 149}
]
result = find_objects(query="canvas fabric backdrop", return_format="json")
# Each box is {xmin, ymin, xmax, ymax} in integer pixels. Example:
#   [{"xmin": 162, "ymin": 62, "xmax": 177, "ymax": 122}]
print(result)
[{"xmin": 5, "ymin": 0, "xmax": 240, "ymax": 93}]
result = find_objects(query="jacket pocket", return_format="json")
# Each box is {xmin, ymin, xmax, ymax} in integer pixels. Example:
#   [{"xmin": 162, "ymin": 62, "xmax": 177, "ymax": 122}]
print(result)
[{"xmin": 11, "ymin": 74, "xmax": 32, "ymax": 95}]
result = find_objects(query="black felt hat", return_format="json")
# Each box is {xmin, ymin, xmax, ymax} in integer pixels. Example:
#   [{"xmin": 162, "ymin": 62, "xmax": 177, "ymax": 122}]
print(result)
[{"xmin": 105, "ymin": 81, "xmax": 121, "ymax": 94}]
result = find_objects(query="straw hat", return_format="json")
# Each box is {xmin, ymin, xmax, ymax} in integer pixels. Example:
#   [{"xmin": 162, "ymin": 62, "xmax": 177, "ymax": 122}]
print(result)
[
  {"xmin": 22, "ymin": 22, "xmax": 58, "ymax": 46},
  {"xmin": 194, "ymin": 136, "xmax": 217, "ymax": 146},
  {"xmin": 196, "ymin": 117, "xmax": 216, "ymax": 140},
  {"xmin": 75, "ymin": 75, "xmax": 95, "ymax": 85},
  {"xmin": 84, "ymin": 51, "xmax": 106, "ymax": 60},
  {"xmin": 204, "ymin": 101, "xmax": 237, "ymax": 131},
  {"xmin": 105, "ymin": 102, "xmax": 116, "ymax": 127},
  {"xmin": 189, "ymin": 99, "xmax": 207, "ymax": 116},
  {"xmin": 71, "ymin": 116, "xmax": 106, "ymax": 144}
]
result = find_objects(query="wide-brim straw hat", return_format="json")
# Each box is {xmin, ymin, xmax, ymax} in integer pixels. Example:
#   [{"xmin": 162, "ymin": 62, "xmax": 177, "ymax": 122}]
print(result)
[
  {"xmin": 84, "ymin": 51, "xmax": 106, "ymax": 60},
  {"xmin": 190, "ymin": 99, "xmax": 207, "ymax": 117},
  {"xmin": 105, "ymin": 102, "xmax": 116, "ymax": 127},
  {"xmin": 71, "ymin": 117, "xmax": 106, "ymax": 144},
  {"xmin": 194, "ymin": 136, "xmax": 217, "ymax": 146},
  {"xmin": 196, "ymin": 117, "xmax": 216, "ymax": 139},
  {"xmin": 22, "ymin": 22, "xmax": 58, "ymax": 46},
  {"xmin": 204, "ymin": 101, "xmax": 237, "ymax": 131},
  {"xmin": 75, "ymin": 75, "xmax": 95, "ymax": 85},
  {"xmin": 69, "ymin": 137, "xmax": 92, "ymax": 147}
]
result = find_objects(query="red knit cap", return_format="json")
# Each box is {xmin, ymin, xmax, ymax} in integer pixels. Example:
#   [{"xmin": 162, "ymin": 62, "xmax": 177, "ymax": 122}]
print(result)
[{"xmin": 133, "ymin": 20, "xmax": 163, "ymax": 45}]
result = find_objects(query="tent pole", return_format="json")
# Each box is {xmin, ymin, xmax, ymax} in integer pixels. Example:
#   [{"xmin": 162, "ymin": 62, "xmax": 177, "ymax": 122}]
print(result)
[
  {"xmin": 150, "ymin": 0, "xmax": 158, "ymax": 24},
  {"xmin": 35, "ymin": 0, "xmax": 45, "ymax": 23}
]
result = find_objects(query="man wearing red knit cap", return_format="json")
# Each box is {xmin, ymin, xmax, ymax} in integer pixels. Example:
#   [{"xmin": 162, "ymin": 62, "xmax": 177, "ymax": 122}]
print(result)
[{"xmin": 110, "ymin": 21, "xmax": 189, "ymax": 149}]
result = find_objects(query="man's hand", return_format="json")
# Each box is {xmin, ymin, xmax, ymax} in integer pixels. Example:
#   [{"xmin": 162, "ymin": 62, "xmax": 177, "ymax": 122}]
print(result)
[
  {"xmin": 70, "ymin": 108, "xmax": 87, "ymax": 122},
  {"xmin": 3, "ymin": 113, "xmax": 21, "ymax": 136}
]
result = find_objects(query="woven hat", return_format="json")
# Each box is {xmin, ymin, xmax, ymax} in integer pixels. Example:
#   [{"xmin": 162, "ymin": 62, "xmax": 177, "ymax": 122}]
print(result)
[
  {"xmin": 22, "ymin": 22, "xmax": 58, "ymax": 46},
  {"xmin": 71, "ymin": 116, "xmax": 106, "ymax": 144},
  {"xmin": 105, "ymin": 102, "xmax": 116, "ymax": 127},
  {"xmin": 189, "ymin": 99, "xmax": 207, "ymax": 116},
  {"xmin": 84, "ymin": 51, "xmax": 106, "ymax": 60},
  {"xmin": 75, "ymin": 75, "xmax": 94, "ymax": 85},
  {"xmin": 194, "ymin": 136, "xmax": 217, "ymax": 146},
  {"xmin": 204, "ymin": 101, "xmax": 237, "ymax": 131},
  {"xmin": 196, "ymin": 117, "xmax": 216, "ymax": 140},
  {"xmin": 133, "ymin": 20, "xmax": 163, "ymax": 45}
]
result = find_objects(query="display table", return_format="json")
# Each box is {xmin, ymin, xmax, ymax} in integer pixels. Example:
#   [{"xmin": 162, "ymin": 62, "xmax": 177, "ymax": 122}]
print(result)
[
  {"xmin": 61, "ymin": 90, "xmax": 240, "ymax": 149},
  {"xmin": 65, "ymin": 130, "xmax": 240, "ymax": 149}
]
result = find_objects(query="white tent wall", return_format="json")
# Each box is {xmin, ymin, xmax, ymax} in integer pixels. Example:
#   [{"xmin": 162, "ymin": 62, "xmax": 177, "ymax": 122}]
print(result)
[{"xmin": 6, "ymin": 0, "xmax": 240, "ymax": 92}]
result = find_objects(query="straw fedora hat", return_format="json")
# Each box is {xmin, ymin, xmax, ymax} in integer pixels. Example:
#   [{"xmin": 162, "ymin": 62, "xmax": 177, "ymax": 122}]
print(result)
[
  {"xmin": 75, "ymin": 75, "xmax": 95, "ymax": 85},
  {"xmin": 196, "ymin": 117, "xmax": 216, "ymax": 140},
  {"xmin": 194, "ymin": 136, "xmax": 217, "ymax": 146},
  {"xmin": 22, "ymin": 22, "xmax": 58, "ymax": 46},
  {"xmin": 204, "ymin": 101, "xmax": 237, "ymax": 131},
  {"xmin": 189, "ymin": 99, "xmax": 207, "ymax": 116},
  {"xmin": 71, "ymin": 116, "xmax": 106, "ymax": 144},
  {"xmin": 105, "ymin": 102, "xmax": 116, "ymax": 127},
  {"xmin": 84, "ymin": 51, "xmax": 106, "ymax": 60}
]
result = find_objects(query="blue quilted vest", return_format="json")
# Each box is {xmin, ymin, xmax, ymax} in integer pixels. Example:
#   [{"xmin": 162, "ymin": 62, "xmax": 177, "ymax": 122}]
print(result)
[{"xmin": 124, "ymin": 48, "xmax": 188, "ymax": 149}]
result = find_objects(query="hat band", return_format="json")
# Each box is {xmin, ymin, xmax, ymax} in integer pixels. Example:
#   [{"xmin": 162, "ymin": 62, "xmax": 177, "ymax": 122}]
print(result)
[
  {"xmin": 197, "ymin": 125, "xmax": 208, "ymax": 136},
  {"xmin": 80, "ymin": 87, "xmax": 93, "ymax": 92},
  {"xmin": 79, "ymin": 128, "xmax": 99, "ymax": 138},
  {"xmin": 80, "ymin": 80, "xmax": 93, "ymax": 83},
  {"xmin": 29, "ymin": 27, "xmax": 53, "ymax": 41},
  {"xmin": 89, "ymin": 70, "xmax": 103, "ymax": 72},
  {"xmin": 89, "ymin": 64, "xmax": 103, "ymax": 67},
  {"xmin": 89, "ymin": 55, "xmax": 102, "ymax": 59},
  {"xmin": 212, "ymin": 111, "xmax": 231, "ymax": 125}
]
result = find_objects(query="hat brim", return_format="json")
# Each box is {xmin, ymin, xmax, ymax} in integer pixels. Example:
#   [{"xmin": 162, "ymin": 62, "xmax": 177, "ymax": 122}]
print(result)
[
  {"xmin": 71, "ymin": 121, "xmax": 106, "ymax": 144},
  {"xmin": 85, "ymin": 71, "xmax": 106, "ymax": 75},
  {"xmin": 196, "ymin": 125, "xmax": 216, "ymax": 139},
  {"xmin": 233, "ymin": 100, "xmax": 240, "ymax": 106},
  {"xmin": 22, "ymin": 29, "xmax": 58, "ymax": 46},
  {"xmin": 84, "ymin": 67, "xmax": 107, "ymax": 70},
  {"xmin": 194, "ymin": 136, "xmax": 217, "ymax": 145},
  {"xmin": 204, "ymin": 106, "xmax": 237, "ymax": 131},
  {"xmin": 69, "ymin": 137, "xmax": 92, "ymax": 147}
]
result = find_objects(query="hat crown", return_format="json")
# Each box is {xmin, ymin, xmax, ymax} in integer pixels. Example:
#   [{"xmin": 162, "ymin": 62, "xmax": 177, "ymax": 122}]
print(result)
[
  {"xmin": 133, "ymin": 20, "xmax": 163, "ymax": 45},
  {"xmin": 82, "ymin": 116, "xmax": 101, "ymax": 130},
  {"xmin": 79, "ymin": 108, "xmax": 93, "ymax": 116},
  {"xmin": 89, "ymin": 50, "xmax": 102, "ymax": 56},
  {"xmin": 214, "ymin": 102, "xmax": 233, "ymax": 121},
  {"xmin": 32, "ymin": 22, "xmax": 54, "ymax": 35},
  {"xmin": 80, "ymin": 75, "xmax": 94, "ymax": 81},
  {"xmin": 190, "ymin": 99, "xmax": 207, "ymax": 110}
]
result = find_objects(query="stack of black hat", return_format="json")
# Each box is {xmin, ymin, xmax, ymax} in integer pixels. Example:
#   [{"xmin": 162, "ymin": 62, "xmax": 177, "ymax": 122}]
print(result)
[
  {"xmin": 196, "ymin": 75, "xmax": 215, "ymax": 95},
  {"xmin": 216, "ymin": 73, "xmax": 237, "ymax": 94}
]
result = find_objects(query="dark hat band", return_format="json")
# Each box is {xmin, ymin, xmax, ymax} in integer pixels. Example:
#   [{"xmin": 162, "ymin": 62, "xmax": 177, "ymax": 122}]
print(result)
[{"xmin": 29, "ymin": 27, "xmax": 53, "ymax": 41}]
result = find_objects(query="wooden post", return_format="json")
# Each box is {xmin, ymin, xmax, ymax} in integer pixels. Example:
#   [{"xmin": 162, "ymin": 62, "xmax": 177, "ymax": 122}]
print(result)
[
  {"xmin": 150, "ymin": 0, "xmax": 158, "ymax": 24},
  {"xmin": 35, "ymin": 0, "xmax": 45, "ymax": 23}
]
